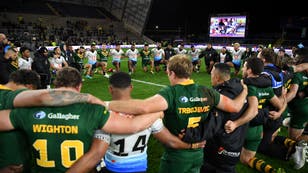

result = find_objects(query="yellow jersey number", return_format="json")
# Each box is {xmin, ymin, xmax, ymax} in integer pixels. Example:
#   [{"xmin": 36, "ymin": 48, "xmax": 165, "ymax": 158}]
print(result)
[
  {"xmin": 33, "ymin": 139, "xmax": 84, "ymax": 168},
  {"xmin": 187, "ymin": 117, "xmax": 201, "ymax": 128}
]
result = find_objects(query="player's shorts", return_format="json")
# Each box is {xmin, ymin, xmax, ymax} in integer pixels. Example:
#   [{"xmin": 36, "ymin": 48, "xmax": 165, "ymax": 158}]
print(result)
[
  {"xmin": 243, "ymin": 125, "xmax": 263, "ymax": 151},
  {"xmin": 154, "ymin": 60, "xmax": 163, "ymax": 66},
  {"xmin": 91, "ymin": 62, "xmax": 98, "ymax": 69},
  {"xmin": 142, "ymin": 60, "xmax": 151, "ymax": 67},
  {"xmin": 289, "ymin": 98, "xmax": 308, "ymax": 129},
  {"xmin": 112, "ymin": 58, "xmax": 121, "ymax": 63},
  {"xmin": 129, "ymin": 60, "xmax": 137, "ymax": 67},
  {"xmin": 159, "ymin": 150, "xmax": 203, "ymax": 173},
  {"xmin": 192, "ymin": 59, "xmax": 199, "ymax": 66},
  {"xmin": 233, "ymin": 62, "xmax": 241, "ymax": 71},
  {"xmin": 112, "ymin": 61, "xmax": 121, "ymax": 66}
]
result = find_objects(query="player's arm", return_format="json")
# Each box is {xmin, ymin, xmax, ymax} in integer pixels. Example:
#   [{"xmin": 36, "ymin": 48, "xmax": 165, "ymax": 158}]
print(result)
[
  {"xmin": 269, "ymin": 95, "xmax": 287, "ymax": 120},
  {"xmin": 153, "ymin": 127, "xmax": 205, "ymax": 149},
  {"xmin": 286, "ymin": 84, "xmax": 299, "ymax": 102},
  {"xmin": 216, "ymin": 81, "xmax": 248, "ymax": 113},
  {"xmin": 13, "ymin": 89, "xmax": 105, "ymax": 107},
  {"xmin": 102, "ymin": 111, "xmax": 164, "ymax": 134},
  {"xmin": 225, "ymin": 96, "xmax": 258, "ymax": 133},
  {"xmin": 66, "ymin": 138, "xmax": 109, "ymax": 173},
  {"xmin": 63, "ymin": 59, "xmax": 69, "ymax": 67},
  {"xmin": 0, "ymin": 110, "xmax": 14, "ymax": 131},
  {"xmin": 107, "ymin": 94, "xmax": 168, "ymax": 114},
  {"xmin": 292, "ymin": 63, "xmax": 308, "ymax": 73}
]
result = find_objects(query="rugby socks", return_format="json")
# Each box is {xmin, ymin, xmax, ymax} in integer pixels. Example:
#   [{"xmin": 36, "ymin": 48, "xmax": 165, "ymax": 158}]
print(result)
[
  {"xmin": 248, "ymin": 157, "xmax": 275, "ymax": 173},
  {"xmin": 283, "ymin": 138, "xmax": 296, "ymax": 149}
]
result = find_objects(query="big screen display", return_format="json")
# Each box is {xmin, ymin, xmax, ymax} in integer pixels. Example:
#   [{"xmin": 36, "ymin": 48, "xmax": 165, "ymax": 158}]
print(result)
[{"xmin": 209, "ymin": 16, "xmax": 247, "ymax": 38}]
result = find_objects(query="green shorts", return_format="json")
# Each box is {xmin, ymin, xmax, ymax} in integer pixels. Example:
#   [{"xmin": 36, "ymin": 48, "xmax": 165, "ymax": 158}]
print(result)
[
  {"xmin": 142, "ymin": 59, "xmax": 151, "ymax": 67},
  {"xmin": 243, "ymin": 125, "xmax": 263, "ymax": 151},
  {"xmin": 289, "ymin": 98, "xmax": 308, "ymax": 129},
  {"xmin": 159, "ymin": 149, "xmax": 203, "ymax": 173}
]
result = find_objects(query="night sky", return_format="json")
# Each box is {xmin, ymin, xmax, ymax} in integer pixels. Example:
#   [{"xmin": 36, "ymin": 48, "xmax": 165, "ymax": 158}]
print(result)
[{"xmin": 145, "ymin": 0, "xmax": 307, "ymax": 38}]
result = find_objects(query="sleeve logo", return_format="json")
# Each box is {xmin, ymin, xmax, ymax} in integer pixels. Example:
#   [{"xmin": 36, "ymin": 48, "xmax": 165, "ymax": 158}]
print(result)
[
  {"xmin": 33, "ymin": 111, "xmax": 46, "ymax": 119},
  {"xmin": 179, "ymin": 96, "xmax": 189, "ymax": 103}
]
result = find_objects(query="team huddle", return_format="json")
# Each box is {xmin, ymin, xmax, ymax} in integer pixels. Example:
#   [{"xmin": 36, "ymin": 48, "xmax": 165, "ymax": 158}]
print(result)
[{"xmin": 0, "ymin": 43, "xmax": 308, "ymax": 173}]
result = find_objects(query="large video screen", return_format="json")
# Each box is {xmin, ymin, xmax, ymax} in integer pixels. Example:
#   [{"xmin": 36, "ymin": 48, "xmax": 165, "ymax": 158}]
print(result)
[{"xmin": 209, "ymin": 16, "xmax": 247, "ymax": 38}]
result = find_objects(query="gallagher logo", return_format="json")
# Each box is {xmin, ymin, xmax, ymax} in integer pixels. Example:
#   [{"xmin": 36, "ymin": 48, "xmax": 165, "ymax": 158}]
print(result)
[
  {"xmin": 33, "ymin": 111, "xmax": 46, "ymax": 119},
  {"xmin": 179, "ymin": 96, "xmax": 188, "ymax": 103}
]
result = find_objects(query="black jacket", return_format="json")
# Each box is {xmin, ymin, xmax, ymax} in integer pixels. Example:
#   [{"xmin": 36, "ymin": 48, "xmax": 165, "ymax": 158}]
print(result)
[
  {"xmin": 183, "ymin": 78, "xmax": 248, "ymax": 143},
  {"xmin": 0, "ymin": 55, "xmax": 17, "ymax": 84}
]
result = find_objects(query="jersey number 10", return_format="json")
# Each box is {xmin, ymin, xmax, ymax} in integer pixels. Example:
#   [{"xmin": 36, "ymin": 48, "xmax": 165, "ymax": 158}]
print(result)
[{"xmin": 33, "ymin": 139, "xmax": 84, "ymax": 168}]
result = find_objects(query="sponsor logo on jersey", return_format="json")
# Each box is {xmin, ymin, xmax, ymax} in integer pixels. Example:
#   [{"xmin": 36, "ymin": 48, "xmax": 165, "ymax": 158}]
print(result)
[
  {"xmin": 217, "ymin": 146, "xmax": 240, "ymax": 157},
  {"xmin": 179, "ymin": 96, "xmax": 189, "ymax": 103},
  {"xmin": 189, "ymin": 97, "xmax": 207, "ymax": 102},
  {"xmin": 47, "ymin": 113, "xmax": 80, "ymax": 120},
  {"xmin": 258, "ymin": 92, "xmax": 269, "ymax": 97},
  {"xmin": 178, "ymin": 106, "xmax": 210, "ymax": 114},
  {"xmin": 33, "ymin": 111, "xmax": 46, "ymax": 119}
]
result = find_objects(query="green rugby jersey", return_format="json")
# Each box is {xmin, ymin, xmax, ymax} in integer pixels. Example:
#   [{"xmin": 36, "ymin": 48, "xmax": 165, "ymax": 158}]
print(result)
[
  {"xmin": 0, "ymin": 86, "xmax": 29, "ymax": 170},
  {"xmin": 97, "ymin": 49, "xmax": 109, "ymax": 62},
  {"xmin": 289, "ymin": 72, "xmax": 308, "ymax": 108},
  {"xmin": 140, "ymin": 50, "xmax": 152, "ymax": 61},
  {"xmin": 247, "ymin": 85, "xmax": 275, "ymax": 109},
  {"xmin": 245, "ymin": 85, "xmax": 275, "ymax": 151},
  {"xmin": 0, "ymin": 85, "xmax": 24, "ymax": 110},
  {"xmin": 158, "ymin": 80, "xmax": 220, "ymax": 153},
  {"xmin": 10, "ymin": 103, "xmax": 110, "ymax": 173},
  {"xmin": 291, "ymin": 72, "xmax": 308, "ymax": 96}
]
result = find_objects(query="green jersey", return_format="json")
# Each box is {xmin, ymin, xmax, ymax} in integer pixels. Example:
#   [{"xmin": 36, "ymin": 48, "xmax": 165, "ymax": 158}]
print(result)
[
  {"xmin": 0, "ymin": 86, "xmax": 29, "ymax": 170},
  {"xmin": 288, "ymin": 72, "xmax": 308, "ymax": 128},
  {"xmin": 140, "ymin": 50, "xmax": 152, "ymax": 61},
  {"xmin": 158, "ymin": 80, "xmax": 220, "ymax": 150},
  {"xmin": 247, "ymin": 85, "xmax": 275, "ymax": 110},
  {"xmin": 290, "ymin": 72, "xmax": 308, "ymax": 99},
  {"xmin": 10, "ymin": 103, "xmax": 110, "ymax": 173},
  {"xmin": 97, "ymin": 49, "xmax": 109, "ymax": 62},
  {"xmin": 0, "ymin": 85, "xmax": 24, "ymax": 110},
  {"xmin": 244, "ymin": 85, "xmax": 275, "ymax": 151}
]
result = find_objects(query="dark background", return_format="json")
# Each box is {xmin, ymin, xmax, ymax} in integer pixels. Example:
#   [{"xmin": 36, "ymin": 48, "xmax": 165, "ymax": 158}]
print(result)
[{"xmin": 145, "ymin": 0, "xmax": 307, "ymax": 42}]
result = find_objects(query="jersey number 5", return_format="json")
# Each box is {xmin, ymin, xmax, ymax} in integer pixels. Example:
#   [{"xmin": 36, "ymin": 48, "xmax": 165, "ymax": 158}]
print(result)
[
  {"xmin": 187, "ymin": 117, "xmax": 201, "ymax": 128},
  {"xmin": 33, "ymin": 139, "xmax": 84, "ymax": 168}
]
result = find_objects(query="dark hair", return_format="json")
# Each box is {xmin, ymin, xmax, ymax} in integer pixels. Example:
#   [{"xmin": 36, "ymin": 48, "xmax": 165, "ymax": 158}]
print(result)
[
  {"xmin": 19, "ymin": 46, "xmax": 30, "ymax": 53},
  {"xmin": 9, "ymin": 69, "xmax": 41, "ymax": 89},
  {"xmin": 53, "ymin": 46, "xmax": 59, "ymax": 52},
  {"xmin": 214, "ymin": 63, "xmax": 230, "ymax": 77},
  {"xmin": 295, "ymin": 48, "xmax": 308, "ymax": 64},
  {"xmin": 245, "ymin": 57, "xmax": 264, "ymax": 75},
  {"xmin": 260, "ymin": 48, "xmax": 275, "ymax": 64},
  {"xmin": 109, "ymin": 72, "xmax": 131, "ymax": 89},
  {"xmin": 38, "ymin": 46, "xmax": 48, "ymax": 54},
  {"xmin": 54, "ymin": 67, "xmax": 82, "ymax": 88}
]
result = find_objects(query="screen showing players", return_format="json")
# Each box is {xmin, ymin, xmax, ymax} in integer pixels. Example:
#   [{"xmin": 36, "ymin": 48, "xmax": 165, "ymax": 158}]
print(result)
[{"xmin": 209, "ymin": 16, "xmax": 247, "ymax": 38}]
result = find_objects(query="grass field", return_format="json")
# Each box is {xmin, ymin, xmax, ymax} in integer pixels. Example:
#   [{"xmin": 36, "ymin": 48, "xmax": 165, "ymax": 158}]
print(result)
[{"xmin": 79, "ymin": 52, "xmax": 308, "ymax": 173}]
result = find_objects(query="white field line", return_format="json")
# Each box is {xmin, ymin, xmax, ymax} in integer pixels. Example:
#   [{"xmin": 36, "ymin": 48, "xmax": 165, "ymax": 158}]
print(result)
[{"xmin": 131, "ymin": 78, "xmax": 167, "ymax": 87}]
